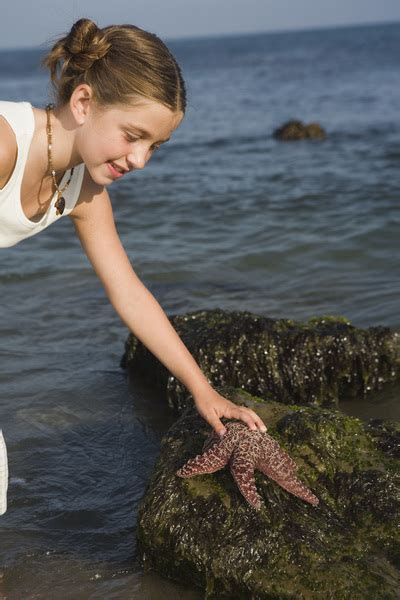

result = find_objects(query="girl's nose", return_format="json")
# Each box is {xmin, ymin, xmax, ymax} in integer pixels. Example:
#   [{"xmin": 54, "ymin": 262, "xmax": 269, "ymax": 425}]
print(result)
[{"xmin": 127, "ymin": 148, "xmax": 148, "ymax": 170}]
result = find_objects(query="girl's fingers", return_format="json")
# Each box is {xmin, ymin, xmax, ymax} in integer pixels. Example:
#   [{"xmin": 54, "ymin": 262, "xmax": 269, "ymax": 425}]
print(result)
[
  {"xmin": 246, "ymin": 408, "xmax": 268, "ymax": 431},
  {"xmin": 194, "ymin": 393, "xmax": 268, "ymax": 437},
  {"xmin": 233, "ymin": 406, "xmax": 267, "ymax": 432},
  {"xmin": 206, "ymin": 412, "xmax": 227, "ymax": 438}
]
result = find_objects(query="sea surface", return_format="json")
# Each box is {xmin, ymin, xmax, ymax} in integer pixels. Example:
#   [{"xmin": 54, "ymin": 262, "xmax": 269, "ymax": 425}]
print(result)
[{"xmin": 0, "ymin": 21, "xmax": 399, "ymax": 599}]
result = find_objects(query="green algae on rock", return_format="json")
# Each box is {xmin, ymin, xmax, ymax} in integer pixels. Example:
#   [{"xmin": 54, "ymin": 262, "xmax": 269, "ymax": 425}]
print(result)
[
  {"xmin": 120, "ymin": 308, "xmax": 400, "ymax": 410},
  {"xmin": 136, "ymin": 387, "xmax": 400, "ymax": 600}
]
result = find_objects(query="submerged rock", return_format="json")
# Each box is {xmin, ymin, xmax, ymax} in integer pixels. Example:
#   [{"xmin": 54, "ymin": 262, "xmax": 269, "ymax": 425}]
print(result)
[
  {"xmin": 273, "ymin": 120, "xmax": 326, "ymax": 140},
  {"xmin": 121, "ymin": 309, "xmax": 400, "ymax": 411},
  {"xmin": 136, "ymin": 387, "xmax": 400, "ymax": 599}
]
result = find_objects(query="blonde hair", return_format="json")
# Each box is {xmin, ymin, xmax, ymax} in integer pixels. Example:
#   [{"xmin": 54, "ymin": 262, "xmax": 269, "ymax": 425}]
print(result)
[{"xmin": 41, "ymin": 18, "xmax": 186, "ymax": 113}]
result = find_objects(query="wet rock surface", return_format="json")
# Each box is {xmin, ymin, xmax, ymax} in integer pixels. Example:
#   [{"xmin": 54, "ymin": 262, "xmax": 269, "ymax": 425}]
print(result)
[
  {"xmin": 121, "ymin": 309, "xmax": 400, "ymax": 411},
  {"xmin": 273, "ymin": 120, "xmax": 326, "ymax": 140},
  {"xmin": 136, "ymin": 387, "xmax": 400, "ymax": 599}
]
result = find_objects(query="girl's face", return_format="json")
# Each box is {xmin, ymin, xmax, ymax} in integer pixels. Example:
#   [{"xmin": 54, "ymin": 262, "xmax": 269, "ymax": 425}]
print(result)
[{"xmin": 76, "ymin": 96, "xmax": 183, "ymax": 185}]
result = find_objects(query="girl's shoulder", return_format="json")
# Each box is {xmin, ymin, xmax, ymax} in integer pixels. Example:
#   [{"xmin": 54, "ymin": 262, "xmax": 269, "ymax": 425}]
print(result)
[{"xmin": 0, "ymin": 115, "xmax": 18, "ymax": 189}]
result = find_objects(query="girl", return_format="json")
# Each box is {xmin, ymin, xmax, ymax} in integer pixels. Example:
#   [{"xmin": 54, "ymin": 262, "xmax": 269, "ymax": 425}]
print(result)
[{"xmin": 0, "ymin": 18, "xmax": 267, "ymax": 515}]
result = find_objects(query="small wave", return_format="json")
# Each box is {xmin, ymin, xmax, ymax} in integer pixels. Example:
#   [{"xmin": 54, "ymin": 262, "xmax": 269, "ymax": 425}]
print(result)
[
  {"xmin": 0, "ymin": 268, "xmax": 56, "ymax": 284},
  {"xmin": 169, "ymin": 131, "xmax": 270, "ymax": 153}
]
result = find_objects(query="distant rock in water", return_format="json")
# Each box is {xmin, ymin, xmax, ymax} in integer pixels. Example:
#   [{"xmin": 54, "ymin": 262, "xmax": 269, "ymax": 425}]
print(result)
[{"xmin": 273, "ymin": 120, "xmax": 326, "ymax": 140}]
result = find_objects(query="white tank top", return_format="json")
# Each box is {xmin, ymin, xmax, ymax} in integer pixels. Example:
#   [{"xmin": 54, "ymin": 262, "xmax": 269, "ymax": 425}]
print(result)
[{"xmin": 0, "ymin": 100, "xmax": 85, "ymax": 248}]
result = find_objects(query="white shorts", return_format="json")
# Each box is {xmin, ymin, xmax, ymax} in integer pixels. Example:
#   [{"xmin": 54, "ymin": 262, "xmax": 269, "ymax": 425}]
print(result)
[{"xmin": 0, "ymin": 429, "xmax": 8, "ymax": 515}]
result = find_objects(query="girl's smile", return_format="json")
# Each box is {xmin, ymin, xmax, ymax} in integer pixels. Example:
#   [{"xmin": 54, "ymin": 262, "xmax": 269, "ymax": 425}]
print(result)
[{"xmin": 106, "ymin": 161, "xmax": 127, "ymax": 178}]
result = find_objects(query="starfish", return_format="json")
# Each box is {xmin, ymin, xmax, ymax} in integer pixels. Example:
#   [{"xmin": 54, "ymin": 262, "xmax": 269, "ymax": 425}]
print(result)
[{"xmin": 176, "ymin": 421, "xmax": 319, "ymax": 510}]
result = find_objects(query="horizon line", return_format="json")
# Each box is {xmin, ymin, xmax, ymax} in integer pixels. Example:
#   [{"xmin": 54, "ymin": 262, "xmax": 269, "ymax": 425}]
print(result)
[{"xmin": 0, "ymin": 17, "xmax": 398, "ymax": 53}]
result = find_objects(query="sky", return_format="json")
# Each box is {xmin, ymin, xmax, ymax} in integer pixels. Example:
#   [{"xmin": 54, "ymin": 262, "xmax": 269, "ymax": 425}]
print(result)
[{"xmin": 1, "ymin": 0, "xmax": 400, "ymax": 50}]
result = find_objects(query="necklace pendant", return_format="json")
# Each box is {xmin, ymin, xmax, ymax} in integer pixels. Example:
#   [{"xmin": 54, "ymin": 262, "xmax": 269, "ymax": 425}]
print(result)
[{"xmin": 55, "ymin": 195, "xmax": 65, "ymax": 216}]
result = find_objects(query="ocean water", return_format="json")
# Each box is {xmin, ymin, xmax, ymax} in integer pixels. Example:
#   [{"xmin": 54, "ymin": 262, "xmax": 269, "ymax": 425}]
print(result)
[{"xmin": 0, "ymin": 21, "xmax": 399, "ymax": 599}]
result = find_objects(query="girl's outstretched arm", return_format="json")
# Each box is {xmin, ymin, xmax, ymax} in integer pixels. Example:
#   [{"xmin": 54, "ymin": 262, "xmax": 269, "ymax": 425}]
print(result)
[{"xmin": 69, "ymin": 171, "xmax": 268, "ymax": 437}]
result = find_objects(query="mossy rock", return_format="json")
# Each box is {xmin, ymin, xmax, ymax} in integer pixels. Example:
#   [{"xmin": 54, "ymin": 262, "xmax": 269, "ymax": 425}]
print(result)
[
  {"xmin": 121, "ymin": 308, "xmax": 400, "ymax": 411},
  {"xmin": 136, "ymin": 387, "xmax": 400, "ymax": 599}
]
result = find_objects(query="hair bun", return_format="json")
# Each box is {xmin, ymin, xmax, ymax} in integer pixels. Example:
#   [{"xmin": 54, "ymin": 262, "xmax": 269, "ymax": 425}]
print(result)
[
  {"xmin": 42, "ymin": 19, "xmax": 186, "ymax": 112},
  {"xmin": 64, "ymin": 18, "xmax": 111, "ymax": 72}
]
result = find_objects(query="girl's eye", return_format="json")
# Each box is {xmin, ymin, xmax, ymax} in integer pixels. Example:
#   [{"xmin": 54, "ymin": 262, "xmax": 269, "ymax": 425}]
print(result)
[{"xmin": 125, "ymin": 135, "xmax": 160, "ymax": 151}]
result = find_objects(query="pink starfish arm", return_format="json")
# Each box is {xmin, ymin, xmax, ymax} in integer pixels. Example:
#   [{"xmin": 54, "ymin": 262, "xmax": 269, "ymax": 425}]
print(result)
[
  {"xmin": 262, "ymin": 434, "xmax": 298, "ymax": 473},
  {"xmin": 258, "ymin": 461, "xmax": 319, "ymax": 506},
  {"xmin": 230, "ymin": 453, "xmax": 264, "ymax": 510},
  {"xmin": 176, "ymin": 438, "xmax": 232, "ymax": 477}
]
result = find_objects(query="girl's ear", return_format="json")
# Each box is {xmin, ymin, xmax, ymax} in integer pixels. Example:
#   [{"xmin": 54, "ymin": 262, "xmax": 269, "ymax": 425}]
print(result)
[{"xmin": 70, "ymin": 84, "xmax": 93, "ymax": 125}]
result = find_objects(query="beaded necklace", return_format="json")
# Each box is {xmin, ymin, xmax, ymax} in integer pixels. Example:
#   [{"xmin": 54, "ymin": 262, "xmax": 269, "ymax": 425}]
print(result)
[{"xmin": 45, "ymin": 103, "xmax": 75, "ymax": 216}]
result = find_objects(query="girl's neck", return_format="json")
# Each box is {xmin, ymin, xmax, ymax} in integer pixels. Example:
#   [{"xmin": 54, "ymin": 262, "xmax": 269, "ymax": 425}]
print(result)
[{"xmin": 33, "ymin": 105, "xmax": 83, "ymax": 176}]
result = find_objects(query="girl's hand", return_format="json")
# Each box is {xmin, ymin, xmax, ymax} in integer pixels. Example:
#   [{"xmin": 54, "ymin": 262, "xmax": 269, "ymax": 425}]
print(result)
[{"xmin": 193, "ymin": 387, "xmax": 268, "ymax": 438}]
